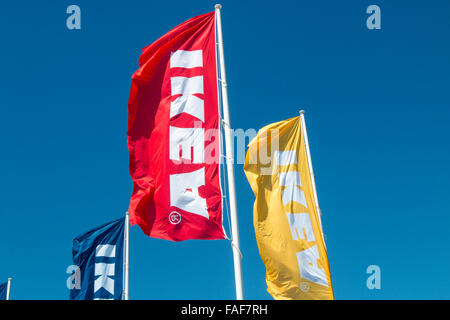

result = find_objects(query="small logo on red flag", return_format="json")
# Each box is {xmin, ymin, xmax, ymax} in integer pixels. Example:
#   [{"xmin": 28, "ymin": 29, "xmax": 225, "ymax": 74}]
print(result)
[{"xmin": 169, "ymin": 212, "xmax": 182, "ymax": 225}]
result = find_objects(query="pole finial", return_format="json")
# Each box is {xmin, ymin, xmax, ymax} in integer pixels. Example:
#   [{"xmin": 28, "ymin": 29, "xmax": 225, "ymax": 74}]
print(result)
[
  {"xmin": 215, "ymin": 4, "xmax": 222, "ymax": 9},
  {"xmin": 299, "ymin": 110, "xmax": 305, "ymax": 115}
]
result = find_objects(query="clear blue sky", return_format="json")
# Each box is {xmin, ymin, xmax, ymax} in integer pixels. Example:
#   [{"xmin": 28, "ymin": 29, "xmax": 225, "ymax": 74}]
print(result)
[{"xmin": 1, "ymin": 0, "xmax": 449, "ymax": 300}]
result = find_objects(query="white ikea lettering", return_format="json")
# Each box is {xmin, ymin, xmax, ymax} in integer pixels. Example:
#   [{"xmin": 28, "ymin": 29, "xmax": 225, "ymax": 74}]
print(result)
[
  {"xmin": 170, "ymin": 76, "xmax": 204, "ymax": 121},
  {"xmin": 274, "ymin": 150, "xmax": 298, "ymax": 166},
  {"xmin": 169, "ymin": 126, "xmax": 205, "ymax": 163},
  {"xmin": 276, "ymin": 150, "xmax": 306, "ymax": 207},
  {"xmin": 296, "ymin": 245, "xmax": 329, "ymax": 287},
  {"xmin": 278, "ymin": 171, "xmax": 307, "ymax": 207},
  {"xmin": 170, "ymin": 95, "xmax": 204, "ymax": 122},
  {"xmin": 286, "ymin": 212, "xmax": 315, "ymax": 242},
  {"xmin": 171, "ymin": 76, "xmax": 204, "ymax": 95},
  {"xmin": 95, "ymin": 244, "xmax": 116, "ymax": 258},
  {"xmin": 94, "ymin": 263, "xmax": 115, "ymax": 296},
  {"xmin": 168, "ymin": 50, "xmax": 210, "ymax": 218},
  {"xmin": 170, "ymin": 50, "xmax": 203, "ymax": 68},
  {"xmin": 276, "ymin": 149, "xmax": 328, "ymax": 288},
  {"xmin": 170, "ymin": 168, "xmax": 208, "ymax": 218},
  {"xmin": 94, "ymin": 244, "xmax": 116, "ymax": 299}
]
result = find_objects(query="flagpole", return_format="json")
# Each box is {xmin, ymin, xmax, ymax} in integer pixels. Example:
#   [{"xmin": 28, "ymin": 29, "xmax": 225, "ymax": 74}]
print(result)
[
  {"xmin": 299, "ymin": 110, "xmax": 325, "ymax": 239},
  {"xmin": 215, "ymin": 4, "xmax": 244, "ymax": 300},
  {"xmin": 123, "ymin": 212, "xmax": 130, "ymax": 300},
  {"xmin": 6, "ymin": 278, "xmax": 11, "ymax": 300}
]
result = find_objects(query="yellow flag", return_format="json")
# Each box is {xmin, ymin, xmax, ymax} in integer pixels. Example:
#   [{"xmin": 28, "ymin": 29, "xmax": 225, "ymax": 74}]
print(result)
[{"xmin": 244, "ymin": 114, "xmax": 333, "ymax": 300}]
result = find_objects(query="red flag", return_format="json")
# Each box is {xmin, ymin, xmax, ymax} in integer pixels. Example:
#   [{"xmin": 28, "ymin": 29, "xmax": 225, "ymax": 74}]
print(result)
[{"xmin": 127, "ymin": 12, "xmax": 225, "ymax": 241}]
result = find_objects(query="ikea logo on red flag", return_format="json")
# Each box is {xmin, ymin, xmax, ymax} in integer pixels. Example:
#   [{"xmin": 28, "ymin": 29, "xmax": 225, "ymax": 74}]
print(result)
[{"xmin": 127, "ymin": 12, "xmax": 225, "ymax": 241}]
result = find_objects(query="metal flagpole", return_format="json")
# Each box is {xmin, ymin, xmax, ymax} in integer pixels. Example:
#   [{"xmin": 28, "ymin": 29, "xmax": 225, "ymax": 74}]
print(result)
[
  {"xmin": 299, "ymin": 110, "xmax": 325, "ymax": 240},
  {"xmin": 215, "ymin": 4, "xmax": 244, "ymax": 300},
  {"xmin": 6, "ymin": 278, "xmax": 11, "ymax": 300},
  {"xmin": 123, "ymin": 212, "xmax": 130, "ymax": 300}
]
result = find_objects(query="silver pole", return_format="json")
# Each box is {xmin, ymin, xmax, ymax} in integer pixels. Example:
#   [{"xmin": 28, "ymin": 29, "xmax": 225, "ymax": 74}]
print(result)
[
  {"xmin": 123, "ymin": 212, "xmax": 130, "ymax": 300},
  {"xmin": 6, "ymin": 278, "xmax": 11, "ymax": 300},
  {"xmin": 215, "ymin": 4, "xmax": 244, "ymax": 300}
]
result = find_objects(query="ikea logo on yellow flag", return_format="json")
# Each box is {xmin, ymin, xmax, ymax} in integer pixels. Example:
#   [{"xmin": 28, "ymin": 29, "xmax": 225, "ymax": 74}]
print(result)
[{"xmin": 244, "ymin": 113, "xmax": 333, "ymax": 300}]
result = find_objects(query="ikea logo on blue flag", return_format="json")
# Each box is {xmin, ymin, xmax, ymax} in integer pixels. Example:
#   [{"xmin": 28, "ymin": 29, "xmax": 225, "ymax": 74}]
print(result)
[
  {"xmin": 70, "ymin": 218, "xmax": 124, "ymax": 300},
  {"xmin": 94, "ymin": 244, "xmax": 117, "ymax": 298}
]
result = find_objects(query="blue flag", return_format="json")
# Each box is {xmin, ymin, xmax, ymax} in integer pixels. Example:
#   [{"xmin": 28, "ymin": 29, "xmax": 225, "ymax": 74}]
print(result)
[
  {"xmin": 70, "ymin": 218, "xmax": 125, "ymax": 300},
  {"xmin": 0, "ymin": 282, "xmax": 7, "ymax": 300}
]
